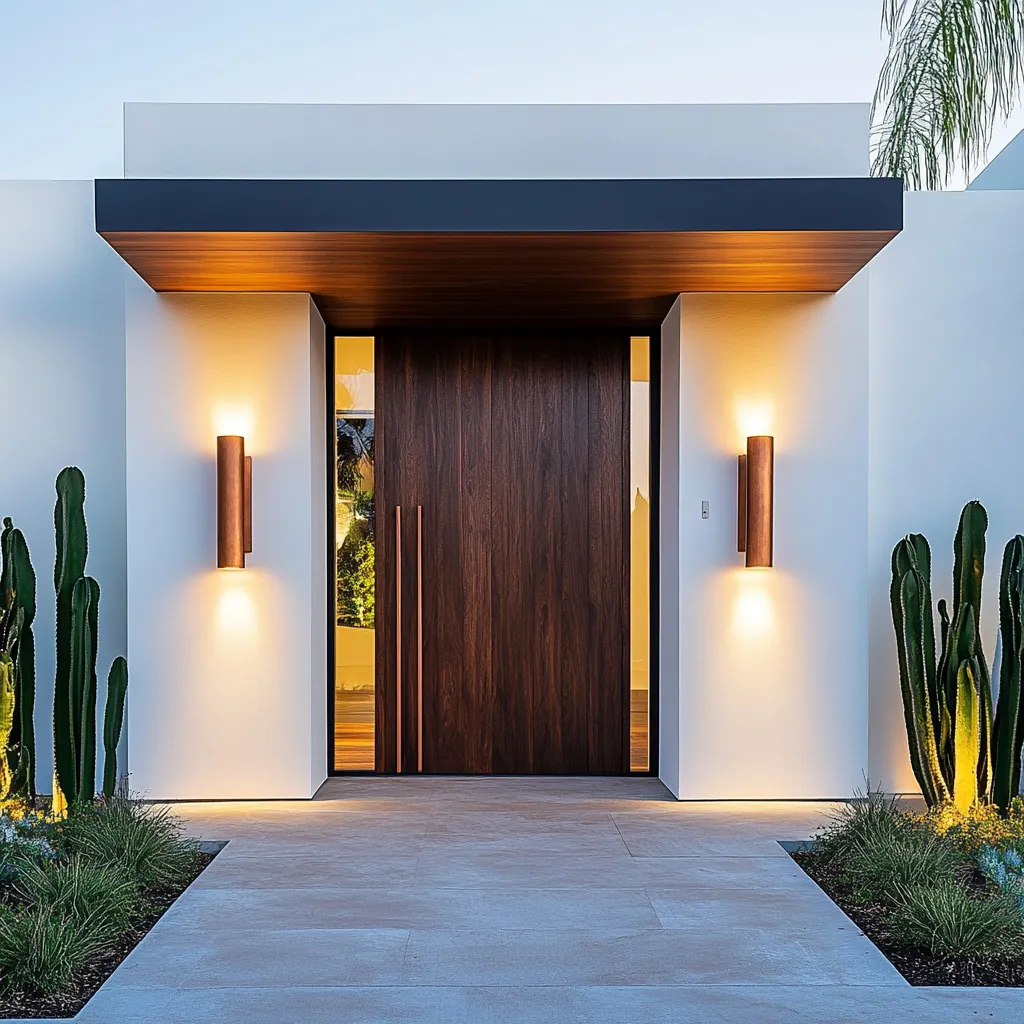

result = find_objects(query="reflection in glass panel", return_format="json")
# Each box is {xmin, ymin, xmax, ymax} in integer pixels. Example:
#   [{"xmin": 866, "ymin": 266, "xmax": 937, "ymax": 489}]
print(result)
[
  {"xmin": 334, "ymin": 337, "xmax": 375, "ymax": 770},
  {"xmin": 630, "ymin": 336, "xmax": 651, "ymax": 771}
]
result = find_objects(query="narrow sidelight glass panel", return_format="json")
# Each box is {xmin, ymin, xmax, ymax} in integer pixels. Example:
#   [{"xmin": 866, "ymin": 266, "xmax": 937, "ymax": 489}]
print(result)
[
  {"xmin": 630, "ymin": 336, "xmax": 651, "ymax": 771},
  {"xmin": 334, "ymin": 337, "xmax": 376, "ymax": 770}
]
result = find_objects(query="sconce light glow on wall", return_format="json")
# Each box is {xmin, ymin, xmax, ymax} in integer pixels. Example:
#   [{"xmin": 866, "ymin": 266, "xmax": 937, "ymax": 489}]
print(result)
[
  {"xmin": 217, "ymin": 436, "xmax": 252, "ymax": 568},
  {"xmin": 737, "ymin": 435, "xmax": 774, "ymax": 568}
]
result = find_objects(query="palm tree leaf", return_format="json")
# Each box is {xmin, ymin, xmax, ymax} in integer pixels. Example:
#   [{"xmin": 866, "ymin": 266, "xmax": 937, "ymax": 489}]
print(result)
[{"xmin": 872, "ymin": 0, "xmax": 1024, "ymax": 188}]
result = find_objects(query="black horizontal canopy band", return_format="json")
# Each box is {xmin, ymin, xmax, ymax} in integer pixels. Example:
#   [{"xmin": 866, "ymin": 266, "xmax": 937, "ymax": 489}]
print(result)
[{"xmin": 95, "ymin": 177, "xmax": 903, "ymax": 235}]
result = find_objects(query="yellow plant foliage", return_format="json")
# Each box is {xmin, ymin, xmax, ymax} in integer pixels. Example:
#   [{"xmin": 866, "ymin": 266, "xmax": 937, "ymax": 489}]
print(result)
[
  {"xmin": 0, "ymin": 654, "xmax": 14, "ymax": 802},
  {"xmin": 917, "ymin": 798, "xmax": 1024, "ymax": 854},
  {"xmin": 51, "ymin": 772, "xmax": 68, "ymax": 820},
  {"xmin": 0, "ymin": 797, "xmax": 31, "ymax": 820}
]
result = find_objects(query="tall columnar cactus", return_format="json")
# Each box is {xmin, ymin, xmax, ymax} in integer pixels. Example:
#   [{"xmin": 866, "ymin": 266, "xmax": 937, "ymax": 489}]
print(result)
[
  {"xmin": 103, "ymin": 657, "xmax": 128, "ymax": 798},
  {"xmin": 952, "ymin": 502, "xmax": 992, "ymax": 798},
  {"xmin": 2, "ymin": 517, "xmax": 37, "ymax": 797},
  {"xmin": 53, "ymin": 467, "xmax": 89, "ymax": 805},
  {"xmin": 993, "ymin": 536, "xmax": 1024, "ymax": 811},
  {"xmin": 891, "ymin": 534, "xmax": 949, "ymax": 806},
  {"xmin": 892, "ymin": 502, "xmax": 1024, "ymax": 813},
  {"xmin": 69, "ymin": 576, "xmax": 100, "ymax": 803}
]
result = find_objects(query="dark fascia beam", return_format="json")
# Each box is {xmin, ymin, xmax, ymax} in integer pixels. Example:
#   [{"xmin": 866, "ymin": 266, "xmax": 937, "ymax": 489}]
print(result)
[{"xmin": 95, "ymin": 177, "xmax": 903, "ymax": 235}]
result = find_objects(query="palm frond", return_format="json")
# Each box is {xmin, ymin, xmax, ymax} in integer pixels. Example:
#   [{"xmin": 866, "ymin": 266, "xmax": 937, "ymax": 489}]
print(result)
[{"xmin": 872, "ymin": 0, "xmax": 1024, "ymax": 188}]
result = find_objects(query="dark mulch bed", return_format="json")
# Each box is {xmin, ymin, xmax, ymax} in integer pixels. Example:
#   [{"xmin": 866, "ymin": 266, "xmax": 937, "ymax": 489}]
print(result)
[
  {"xmin": 0, "ymin": 851, "xmax": 216, "ymax": 1020},
  {"xmin": 793, "ymin": 849, "xmax": 1024, "ymax": 987}
]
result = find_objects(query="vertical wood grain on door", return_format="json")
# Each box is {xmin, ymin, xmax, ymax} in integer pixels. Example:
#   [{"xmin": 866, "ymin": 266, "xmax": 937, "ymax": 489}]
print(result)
[{"xmin": 377, "ymin": 332, "xmax": 627, "ymax": 774}]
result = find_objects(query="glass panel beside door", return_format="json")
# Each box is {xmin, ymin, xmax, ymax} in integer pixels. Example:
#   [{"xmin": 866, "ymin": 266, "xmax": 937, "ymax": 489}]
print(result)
[
  {"xmin": 333, "ymin": 336, "xmax": 375, "ymax": 770},
  {"xmin": 630, "ymin": 335, "xmax": 651, "ymax": 772}
]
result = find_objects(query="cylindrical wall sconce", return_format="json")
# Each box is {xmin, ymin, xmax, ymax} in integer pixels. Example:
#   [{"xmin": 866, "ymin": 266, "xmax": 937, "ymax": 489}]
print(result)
[
  {"xmin": 737, "ymin": 435, "xmax": 774, "ymax": 568},
  {"xmin": 217, "ymin": 436, "xmax": 252, "ymax": 568}
]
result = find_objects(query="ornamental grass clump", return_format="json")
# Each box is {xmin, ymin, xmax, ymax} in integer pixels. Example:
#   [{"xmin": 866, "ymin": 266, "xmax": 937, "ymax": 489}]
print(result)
[
  {"xmin": 13, "ymin": 858, "xmax": 137, "ymax": 940},
  {"xmin": 813, "ymin": 788, "xmax": 969, "ymax": 905},
  {"xmin": 893, "ymin": 879, "xmax": 1022, "ymax": 959},
  {"xmin": 0, "ymin": 903, "xmax": 107, "ymax": 996},
  {"xmin": 814, "ymin": 787, "xmax": 909, "ymax": 868},
  {"xmin": 844, "ymin": 826, "xmax": 968, "ymax": 905},
  {"xmin": 60, "ymin": 797, "xmax": 198, "ymax": 893}
]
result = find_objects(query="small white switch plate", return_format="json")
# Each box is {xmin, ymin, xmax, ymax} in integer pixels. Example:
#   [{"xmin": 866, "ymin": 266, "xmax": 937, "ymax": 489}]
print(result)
[{"xmin": 701, "ymin": 501, "xmax": 709, "ymax": 519}]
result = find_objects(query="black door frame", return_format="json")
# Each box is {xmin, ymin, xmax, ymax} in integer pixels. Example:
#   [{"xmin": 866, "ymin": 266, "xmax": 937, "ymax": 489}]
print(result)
[{"xmin": 326, "ymin": 324, "xmax": 661, "ymax": 778}]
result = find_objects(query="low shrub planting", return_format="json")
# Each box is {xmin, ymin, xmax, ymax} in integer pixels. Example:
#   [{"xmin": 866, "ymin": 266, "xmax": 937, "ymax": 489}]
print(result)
[
  {"xmin": 0, "ymin": 473, "xmax": 207, "ymax": 1016},
  {"xmin": 794, "ymin": 789, "xmax": 1024, "ymax": 985},
  {"xmin": 0, "ymin": 797, "xmax": 213, "ymax": 1018},
  {"xmin": 893, "ymin": 879, "xmax": 1021, "ymax": 959}
]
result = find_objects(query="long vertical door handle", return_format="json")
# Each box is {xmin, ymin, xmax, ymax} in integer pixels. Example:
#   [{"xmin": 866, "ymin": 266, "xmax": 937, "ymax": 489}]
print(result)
[
  {"xmin": 395, "ymin": 505, "xmax": 402, "ymax": 774},
  {"xmin": 417, "ymin": 505, "xmax": 423, "ymax": 772}
]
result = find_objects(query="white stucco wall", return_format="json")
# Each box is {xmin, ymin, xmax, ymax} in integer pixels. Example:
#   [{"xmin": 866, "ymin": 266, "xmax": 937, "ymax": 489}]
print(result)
[
  {"xmin": 867, "ymin": 189, "xmax": 1024, "ymax": 793},
  {"xmin": 660, "ymin": 284, "xmax": 870, "ymax": 799},
  {"xmin": 0, "ymin": 180, "xmax": 128, "ymax": 795},
  {"xmin": 659, "ymin": 299, "xmax": 683, "ymax": 797},
  {"xmin": 122, "ymin": 102, "xmax": 869, "ymax": 179},
  {"xmin": 124, "ymin": 289, "xmax": 327, "ymax": 800}
]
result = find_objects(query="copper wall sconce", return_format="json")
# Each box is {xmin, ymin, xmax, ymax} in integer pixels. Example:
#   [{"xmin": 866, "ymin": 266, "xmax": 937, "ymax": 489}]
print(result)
[
  {"xmin": 737, "ymin": 435, "xmax": 773, "ymax": 568},
  {"xmin": 217, "ymin": 435, "xmax": 252, "ymax": 568}
]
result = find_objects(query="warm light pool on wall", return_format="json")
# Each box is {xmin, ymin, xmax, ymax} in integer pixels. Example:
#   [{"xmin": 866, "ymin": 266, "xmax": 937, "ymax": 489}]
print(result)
[
  {"xmin": 217, "ymin": 436, "xmax": 252, "ymax": 568},
  {"xmin": 737, "ymin": 435, "xmax": 774, "ymax": 568}
]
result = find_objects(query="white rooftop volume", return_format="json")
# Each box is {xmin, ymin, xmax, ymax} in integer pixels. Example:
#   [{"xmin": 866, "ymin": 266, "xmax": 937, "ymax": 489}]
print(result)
[{"xmin": 123, "ymin": 102, "xmax": 869, "ymax": 180}]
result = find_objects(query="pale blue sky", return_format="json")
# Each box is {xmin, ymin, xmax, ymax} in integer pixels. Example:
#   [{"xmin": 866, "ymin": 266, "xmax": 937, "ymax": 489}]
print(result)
[{"xmin": 0, "ymin": 1, "xmax": 1018, "ymax": 180}]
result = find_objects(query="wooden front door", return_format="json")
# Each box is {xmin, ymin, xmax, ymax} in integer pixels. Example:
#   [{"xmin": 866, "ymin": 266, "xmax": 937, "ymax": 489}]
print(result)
[{"xmin": 376, "ymin": 332, "xmax": 628, "ymax": 774}]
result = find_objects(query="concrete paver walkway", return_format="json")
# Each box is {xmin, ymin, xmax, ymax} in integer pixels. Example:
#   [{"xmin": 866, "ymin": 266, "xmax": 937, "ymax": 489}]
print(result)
[{"xmin": 54, "ymin": 778, "xmax": 1024, "ymax": 1021}]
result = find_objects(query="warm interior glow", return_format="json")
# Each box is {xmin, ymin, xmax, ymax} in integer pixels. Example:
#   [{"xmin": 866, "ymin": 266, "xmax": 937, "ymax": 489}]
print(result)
[
  {"xmin": 335, "ymin": 337, "xmax": 375, "ymax": 411},
  {"xmin": 630, "ymin": 335, "xmax": 651, "ymax": 383},
  {"xmin": 629, "ymin": 336, "xmax": 650, "ymax": 772},
  {"xmin": 334, "ymin": 336, "xmax": 376, "ymax": 771}
]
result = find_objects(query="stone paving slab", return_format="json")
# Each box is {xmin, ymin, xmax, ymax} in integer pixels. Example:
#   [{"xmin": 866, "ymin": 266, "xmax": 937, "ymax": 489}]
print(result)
[{"xmin": 31, "ymin": 777, "xmax": 1023, "ymax": 1022}]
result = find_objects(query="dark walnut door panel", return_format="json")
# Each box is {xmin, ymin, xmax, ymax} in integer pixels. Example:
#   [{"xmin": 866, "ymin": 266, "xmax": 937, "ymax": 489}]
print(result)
[{"xmin": 376, "ymin": 331, "xmax": 628, "ymax": 774}]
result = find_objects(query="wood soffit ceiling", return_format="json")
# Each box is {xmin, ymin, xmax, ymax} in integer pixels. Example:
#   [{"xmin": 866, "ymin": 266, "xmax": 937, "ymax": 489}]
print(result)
[{"xmin": 96, "ymin": 178, "xmax": 903, "ymax": 328}]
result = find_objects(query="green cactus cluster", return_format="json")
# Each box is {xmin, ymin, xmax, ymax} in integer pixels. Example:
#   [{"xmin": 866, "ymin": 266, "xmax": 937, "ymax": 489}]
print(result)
[
  {"xmin": 0, "ymin": 467, "xmax": 128, "ymax": 808},
  {"xmin": 891, "ymin": 501, "xmax": 1024, "ymax": 813},
  {"xmin": 51, "ymin": 467, "xmax": 128, "ymax": 806}
]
